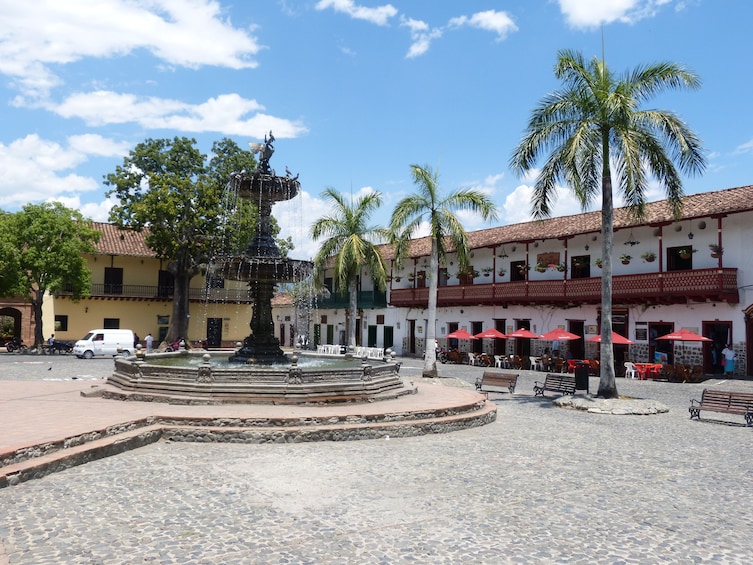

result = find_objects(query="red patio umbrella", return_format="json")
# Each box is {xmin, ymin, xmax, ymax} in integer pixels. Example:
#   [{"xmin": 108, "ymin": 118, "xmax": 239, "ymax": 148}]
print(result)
[
  {"xmin": 506, "ymin": 328, "xmax": 543, "ymax": 339},
  {"xmin": 655, "ymin": 328, "xmax": 712, "ymax": 342},
  {"xmin": 445, "ymin": 329, "xmax": 478, "ymax": 340},
  {"xmin": 540, "ymin": 328, "xmax": 581, "ymax": 341},
  {"xmin": 587, "ymin": 331, "xmax": 635, "ymax": 345},
  {"xmin": 474, "ymin": 328, "xmax": 507, "ymax": 339}
]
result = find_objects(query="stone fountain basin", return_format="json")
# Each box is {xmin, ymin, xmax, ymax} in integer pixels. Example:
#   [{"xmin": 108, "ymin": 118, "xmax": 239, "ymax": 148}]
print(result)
[{"xmin": 105, "ymin": 351, "xmax": 411, "ymax": 405}]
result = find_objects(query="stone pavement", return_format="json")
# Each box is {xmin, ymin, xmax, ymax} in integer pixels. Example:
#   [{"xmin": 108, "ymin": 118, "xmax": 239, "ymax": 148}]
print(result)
[{"xmin": 1, "ymin": 353, "xmax": 752, "ymax": 563}]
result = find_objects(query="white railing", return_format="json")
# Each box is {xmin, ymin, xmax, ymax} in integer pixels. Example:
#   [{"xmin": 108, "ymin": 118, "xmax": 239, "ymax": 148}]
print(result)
[{"xmin": 315, "ymin": 345, "xmax": 385, "ymax": 359}]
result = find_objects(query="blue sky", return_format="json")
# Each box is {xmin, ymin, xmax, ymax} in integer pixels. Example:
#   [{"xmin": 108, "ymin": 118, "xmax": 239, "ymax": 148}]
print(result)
[{"xmin": 1, "ymin": 0, "xmax": 751, "ymax": 260}]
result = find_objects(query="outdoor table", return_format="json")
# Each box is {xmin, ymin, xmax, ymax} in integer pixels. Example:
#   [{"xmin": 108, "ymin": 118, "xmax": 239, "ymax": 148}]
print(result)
[
  {"xmin": 635, "ymin": 362, "xmax": 662, "ymax": 380},
  {"xmin": 566, "ymin": 359, "xmax": 589, "ymax": 373}
]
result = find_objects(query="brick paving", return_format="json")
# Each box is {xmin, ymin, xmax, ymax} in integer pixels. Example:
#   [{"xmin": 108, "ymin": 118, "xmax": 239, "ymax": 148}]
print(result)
[{"xmin": 1, "ymin": 353, "xmax": 752, "ymax": 563}]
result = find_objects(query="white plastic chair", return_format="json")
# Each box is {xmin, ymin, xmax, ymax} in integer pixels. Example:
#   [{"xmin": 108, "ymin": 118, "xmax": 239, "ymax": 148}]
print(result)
[
  {"xmin": 624, "ymin": 361, "xmax": 638, "ymax": 379},
  {"xmin": 494, "ymin": 355, "xmax": 503, "ymax": 368}
]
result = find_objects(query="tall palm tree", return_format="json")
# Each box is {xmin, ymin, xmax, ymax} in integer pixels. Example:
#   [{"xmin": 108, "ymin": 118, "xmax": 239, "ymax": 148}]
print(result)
[
  {"xmin": 311, "ymin": 188, "xmax": 388, "ymax": 351},
  {"xmin": 510, "ymin": 49, "xmax": 705, "ymax": 398},
  {"xmin": 390, "ymin": 164, "xmax": 497, "ymax": 378}
]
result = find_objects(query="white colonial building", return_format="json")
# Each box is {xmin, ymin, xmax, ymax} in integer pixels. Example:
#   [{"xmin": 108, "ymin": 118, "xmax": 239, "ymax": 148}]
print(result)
[{"xmin": 311, "ymin": 184, "xmax": 753, "ymax": 378}]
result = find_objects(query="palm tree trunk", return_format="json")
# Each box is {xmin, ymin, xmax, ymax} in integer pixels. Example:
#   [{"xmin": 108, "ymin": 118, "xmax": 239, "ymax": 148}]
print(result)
[
  {"xmin": 348, "ymin": 275, "xmax": 358, "ymax": 352},
  {"xmin": 598, "ymin": 144, "xmax": 618, "ymax": 398},
  {"xmin": 422, "ymin": 238, "xmax": 439, "ymax": 378}
]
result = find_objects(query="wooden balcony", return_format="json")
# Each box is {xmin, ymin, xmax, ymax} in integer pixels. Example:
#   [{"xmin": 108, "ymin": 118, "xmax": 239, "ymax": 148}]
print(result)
[
  {"xmin": 55, "ymin": 284, "xmax": 253, "ymax": 304},
  {"xmin": 389, "ymin": 268, "xmax": 739, "ymax": 308}
]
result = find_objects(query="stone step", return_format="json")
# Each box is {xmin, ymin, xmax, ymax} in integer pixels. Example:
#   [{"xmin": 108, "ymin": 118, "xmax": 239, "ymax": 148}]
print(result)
[{"xmin": 0, "ymin": 401, "xmax": 496, "ymax": 488}]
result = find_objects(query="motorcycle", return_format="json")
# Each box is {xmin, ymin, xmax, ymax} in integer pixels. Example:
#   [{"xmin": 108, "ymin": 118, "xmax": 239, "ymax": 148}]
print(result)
[
  {"xmin": 47, "ymin": 339, "xmax": 73, "ymax": 354},
  {"xmin": 166, "ymin": 338, "xmax": 186, "ymax": 352},
  {"xmin": 5, "ymin": 337, "xmax": 27, "ymax": 353}
]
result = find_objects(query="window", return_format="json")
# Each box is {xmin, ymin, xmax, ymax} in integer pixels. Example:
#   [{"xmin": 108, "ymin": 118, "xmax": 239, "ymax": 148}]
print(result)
[
  {"xmin": 570, "ymin": 255, "xmax": 591, "ymax": 279},
  {"xmin": 158, "ymin": 270, "xmax": 174, "ymax": 298},
  {"xmin": 205, "ymin": 273, "xmax": 225, "ymax": 289},
  {"xmin": 667, "ymin": 246, "xmax": 694, "ymax": 271},
  {"xmin": 104, "ymin": 267, "xmax": 123, "ymax": 295},
  {"xmin": 103, "ymin": 318, "xmax": 120, "ymax": 329},
  {"xmin": 416, "ymin": 270, "xmax": 427, "ymax": 288},
  {"xmin": 438, "ymin": 267, "xmax": 448, "ymax": 287},
  {"xmin": 54, "ymin": 315, "xmax": 68, "ymax": 332},
  {"xmin": 511, "ymin": 260, "xmax": 527, "ymax": 282}
]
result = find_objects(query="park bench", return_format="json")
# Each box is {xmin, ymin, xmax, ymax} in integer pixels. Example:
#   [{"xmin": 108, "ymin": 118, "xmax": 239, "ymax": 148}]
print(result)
[
  {"xmin": 533, "ymin": 373, "xmax": 576, "ymax": 397},
  {"xmin": 688, "ymin": 389, "xmax": 753, "ymax": 426},
  {"xmin": 475, "ymin": 371, "xmax": 519, "ymax": 394}
]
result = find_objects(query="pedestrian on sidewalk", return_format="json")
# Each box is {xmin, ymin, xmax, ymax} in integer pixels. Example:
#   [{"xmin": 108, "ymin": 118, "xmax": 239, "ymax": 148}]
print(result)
[{"xmin": 145, "ymin": 333, "xmax": 154, "ymax": 354}]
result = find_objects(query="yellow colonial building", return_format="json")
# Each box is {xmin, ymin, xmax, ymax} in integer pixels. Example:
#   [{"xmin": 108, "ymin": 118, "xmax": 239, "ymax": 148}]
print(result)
[{"xmin": 47, "ymin": 223, "xmax": 258, "ymax": 348}]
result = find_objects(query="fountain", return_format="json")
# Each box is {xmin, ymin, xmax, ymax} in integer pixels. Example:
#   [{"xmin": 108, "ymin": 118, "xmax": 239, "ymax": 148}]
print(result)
[
  {"xmin": 103, "ymin": 134, "xmax": 411, "ymax": 404},
  {"xmin": 222, "ymin": 131, "xmax": 312, "ymax": 363}
]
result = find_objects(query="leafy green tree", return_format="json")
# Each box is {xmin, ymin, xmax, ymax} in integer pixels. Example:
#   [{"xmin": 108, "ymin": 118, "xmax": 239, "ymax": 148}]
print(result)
[
  {"xmin": 390, "ymin": 164, "xmax": 497, "ymax": 378},
  {"xmin": 311, "ymin": 188, "xmax": 388, "ymax": 350},
  {"xmin": 510, "ymin": 49, "xmax": 705, "ymax": 397},
  {"xmin": 0, "ymin": 203, "xmax": 99, "ymax": 348},
  {"xmin": 105, "ymin": 137, "xmax": 259, "ymax": 343},
  {"xmin": 0, "ymin": 211, "xmax": 24, "ymax": 298}
]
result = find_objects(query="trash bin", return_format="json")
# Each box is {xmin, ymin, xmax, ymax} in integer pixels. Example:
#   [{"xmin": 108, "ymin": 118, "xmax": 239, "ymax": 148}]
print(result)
[{"xmin": 574, "ymin": 362, "xmax": 589, "ymax": 393}]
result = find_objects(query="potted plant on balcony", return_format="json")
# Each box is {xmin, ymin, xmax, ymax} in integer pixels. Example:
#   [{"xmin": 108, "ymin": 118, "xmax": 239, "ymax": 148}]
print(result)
[
  {"xmin": 482, "ymin": 266, "xmax": 493, "ymax": 277},
  {"xmin": 620, "ymin": 254, "xmax": 632, "ymax": 265},
  {"xmin": 709, "ymin": 243, "xmax": 723, "ymax": 258},
  {"xmin": 497, "ymin": 268, "xmax": 507, "ymax": 277},
  {"xmin": 554, "ymin": 263, "xmax": 567, "ymax": 272},
  {"xmin": 677, "ymin": 247, "xmax": 696, "ymax": 260},
  {"xmin": 641, "ymin": 251, "xmax": 656, "ymax": 262},
  {"xmin": 534, "ymin": 262, "xmax": 547, "ymax": 273},
  {"xmin": 594, "ymin": 258, "xmax": 603, "ymax": 268}
]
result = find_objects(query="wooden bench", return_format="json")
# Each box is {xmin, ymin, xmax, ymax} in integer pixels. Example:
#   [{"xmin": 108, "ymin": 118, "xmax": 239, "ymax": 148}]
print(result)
[
  {"xmin": 475, "ymin": 372, "xmax": 519, "ymax": 394},
  {"xmin": 689, "ymin": 389, "xmax": 753, "ymax": 426},
  {"xmin": 533, "ymin": 373, "xmax": 576, "ymax": 397}
]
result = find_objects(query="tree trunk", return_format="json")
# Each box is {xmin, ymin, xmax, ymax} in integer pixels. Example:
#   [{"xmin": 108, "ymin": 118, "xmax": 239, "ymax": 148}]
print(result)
[
  {"xmin": 166, "ymin": 271, "xmax": 192, "ymax": 344},
  {"xmin": 422, "ymin": 238, "xmax": 439, "ymax": 378},
  {"xmin": 347, "ymin": 275, "xmax": 358, "ymax": 352},
  {"xmin": 32, "ymin": 291, "xmax": 45, "ymax": 350},
  {"xmin": 598, "ymin": 140, "xmax": 619, "ymax": 398}
]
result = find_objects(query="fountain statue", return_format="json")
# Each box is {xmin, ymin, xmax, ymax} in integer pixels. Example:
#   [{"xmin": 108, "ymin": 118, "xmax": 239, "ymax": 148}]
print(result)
[
  {"xmin": 222, "ymin": 131, "xmax": 312, "ymax": 363},
  {"xmin": 103, "ymin": 134, "xmax": 410, "ymax": 405}
]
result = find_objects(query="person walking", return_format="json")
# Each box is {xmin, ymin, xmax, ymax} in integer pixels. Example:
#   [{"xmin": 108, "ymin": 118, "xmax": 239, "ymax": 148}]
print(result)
[
  {"xmin": 145, "ymin": 333, "xmax": 153, "ymax": 354},
  {"xmin": 721, "ymin": 344, "xmax": 736, "ymax": 377}
]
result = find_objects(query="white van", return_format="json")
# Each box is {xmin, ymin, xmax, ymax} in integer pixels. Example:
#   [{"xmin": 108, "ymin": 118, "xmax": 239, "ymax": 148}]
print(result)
[{"xmin": 73, "ymin": 329, "xmax": 135, "ymax": 359}]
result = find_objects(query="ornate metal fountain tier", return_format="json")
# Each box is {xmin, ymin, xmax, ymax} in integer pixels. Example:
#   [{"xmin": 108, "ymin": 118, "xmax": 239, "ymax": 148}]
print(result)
[{"xmin": 224, "ymin": 133, "xmax": 313, "ymax": 363}]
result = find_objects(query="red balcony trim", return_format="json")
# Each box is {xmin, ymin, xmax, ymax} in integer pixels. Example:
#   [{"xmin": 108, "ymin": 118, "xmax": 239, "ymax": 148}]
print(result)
[{"xmin": 389, "ymin": 268, "xmax": 738, "ymax": 308}]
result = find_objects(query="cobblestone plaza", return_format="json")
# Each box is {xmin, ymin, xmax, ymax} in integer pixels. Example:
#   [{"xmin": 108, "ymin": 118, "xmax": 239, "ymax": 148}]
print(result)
[{"xmin": 1, "ymin": 354, "xmax": 751, "ymax": 564}]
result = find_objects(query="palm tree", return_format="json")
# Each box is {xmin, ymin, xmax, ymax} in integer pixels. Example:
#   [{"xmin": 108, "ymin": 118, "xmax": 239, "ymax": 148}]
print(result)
[
  {"xmin": 510, "ymin": 49, "xmax": 705, "ymax": 398},
  {"xmin": 311, "ymin": 188, "xmax": 388, "ymax": 351},
  {"xmin": 390, "ymin": 164, "xmax": 497, "ymax": 378}
]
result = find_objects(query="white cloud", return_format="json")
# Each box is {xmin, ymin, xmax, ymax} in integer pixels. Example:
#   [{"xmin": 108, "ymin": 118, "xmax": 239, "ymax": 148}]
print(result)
[
  {"xmin": 448, "ymin": 10, "xmax": 518, "ymax": 40},
  {"xmin": 52, "ymin": 194, "xmax": 120, "ymax": 223},
  {"xmin": 52, "ymin": 92, "xmax": 307, "ymax": 138},
  {"xmin": 502, "ymin": 181, "xmax": 595, "ymax": 225},
  {"xmin": 556, "ymin": 0, "xmax": 672, "ymax": 29},
  {"xmin": 0, "ymin": 1, "xmax": 262, "ymax": 101},
  {"xmin": 315, "ymin": 0, "xmax": 398, "ymax": 26},
  {"xmin": 400, "ymin": 16, "xmax": 443, "ymax": 59},
  {"xmin": 0, "ymin": 134, "xmax": 101, "ymax": 208}
]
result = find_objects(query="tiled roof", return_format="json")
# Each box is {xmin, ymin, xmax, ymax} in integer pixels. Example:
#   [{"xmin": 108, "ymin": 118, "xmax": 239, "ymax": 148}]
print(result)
[
  {"xmin": 379, "ymin": 184, "xmax": 753, "ymax": 259},
  {"xmin": 272, "ymin": 292, "xmax": 293, "ymax": 306},
  {"xmin": 92, "ymin": 222, "xmax": 154, "ymax": 257}
]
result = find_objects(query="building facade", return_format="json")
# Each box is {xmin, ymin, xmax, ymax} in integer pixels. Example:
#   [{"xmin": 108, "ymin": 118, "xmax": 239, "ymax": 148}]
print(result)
[{"xmin": 312, "ymin": 185, "xmax": 753, "ymax": 377}]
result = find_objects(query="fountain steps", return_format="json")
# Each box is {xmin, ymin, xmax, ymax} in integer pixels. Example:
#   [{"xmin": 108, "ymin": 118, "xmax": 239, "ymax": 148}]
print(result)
[
  {"xmin": 104, "ymin": 373, "xmax": 411, "ymax": 404},
  {"xmin": 0, "ymin": 395, "xmax": 496, "ymax": 488}
]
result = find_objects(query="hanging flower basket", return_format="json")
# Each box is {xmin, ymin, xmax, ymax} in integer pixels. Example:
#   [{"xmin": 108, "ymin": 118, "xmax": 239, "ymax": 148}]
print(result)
[
  {"xmin": 620, "ymin": 254, "xmax": 632, "ymax": 265},
  {"xmin": 641, "ymin": 252, "xmax": 656, "ymax": 262}
]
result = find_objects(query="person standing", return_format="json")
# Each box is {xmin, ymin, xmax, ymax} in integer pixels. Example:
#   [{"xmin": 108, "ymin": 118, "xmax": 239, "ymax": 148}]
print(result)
[
  {"xmin": 145, "ymin": 333, "xmax": 154, "ymax": 354},
  {"xmin": 721, "ymin": 344, "xmax": 736, "ymax": 377}
]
